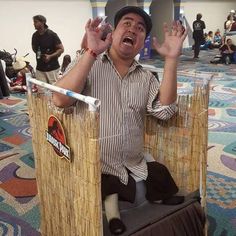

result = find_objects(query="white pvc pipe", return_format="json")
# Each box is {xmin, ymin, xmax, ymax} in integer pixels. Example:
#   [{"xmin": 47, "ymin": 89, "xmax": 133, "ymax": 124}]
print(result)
[{"xmin": 26, "ymin": 73, "xmax": 100, "ymax": 111}]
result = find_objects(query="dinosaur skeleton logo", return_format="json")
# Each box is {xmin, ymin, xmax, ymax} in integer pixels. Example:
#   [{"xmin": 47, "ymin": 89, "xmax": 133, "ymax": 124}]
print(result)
[{"xmin": 46, "ymin": 115, "xmax": 71, "ymax": 162}]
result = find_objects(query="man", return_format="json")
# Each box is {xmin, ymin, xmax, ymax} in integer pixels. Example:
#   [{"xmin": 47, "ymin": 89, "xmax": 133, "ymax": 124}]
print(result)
[
  {"xmin": 32, "ymin": 15, "xmax": 64, "ymax": 84},
  {"xmin": 53, "ymin": 6, "xmax": 187, "ymax": 235},
  {"xmin": 192, "ymin": 13, "xmax": 206, "ymax": 59},
  {"xmin": 220, "ymin": 38, "xmax": 236, "ymax": 64}
]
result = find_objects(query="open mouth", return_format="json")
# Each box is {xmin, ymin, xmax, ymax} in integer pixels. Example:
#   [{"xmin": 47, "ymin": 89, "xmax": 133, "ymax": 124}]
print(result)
[{"xmin": 123, "ymin": 36, "xmax": 134, "ymax": 46}]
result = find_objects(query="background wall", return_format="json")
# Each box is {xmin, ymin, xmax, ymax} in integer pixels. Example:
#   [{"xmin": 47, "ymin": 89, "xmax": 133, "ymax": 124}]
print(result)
[
  {"xmin": 150, "ymin": 0, "xmax": 174, "ymax": 44},
  {"xmin": 0, "ymin": 0, "xmax": 92, "ymax": 68},
  {"xmin": 0, "ymin": 0, "xmax": 235, "ymax": 69},
  {"xmin": 106, "ymin": 0, "xmax": 138, "ymax": 27}
]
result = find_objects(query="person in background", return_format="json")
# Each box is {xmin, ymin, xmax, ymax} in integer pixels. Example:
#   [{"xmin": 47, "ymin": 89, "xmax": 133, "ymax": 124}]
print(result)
[
  {"xmin": 201, "ymin": 31, "xmax": 214, "ymax": 49},
  {"xmin": 219, "ymin": 38, "xmax": 236, "ymax": 64},
  {"xmin": 225, "ymin": 14, "xmax": 235, "ymax": 33},
  {"xmin": 59, "ymin": 54, "xmax": 71, "ymax": 76},
  {"xmin": 229, "ymin": 9, "xmax": 236, "ymax": 21},
  {"xmin": 230, "ymin": 21, "xmax": 236, "ymax": 31},
  {"xmin": 6, "ymin": 60, "xmax": 29, "ymax": 92},
  {"xmin": 17, "ymin": 56, "xmax": 36, "ymax": 78},
  {"xmin": 201, "ymin": 31, "xmax": 221, "ymax": 50},
  {"xmin": 32, "ymin": 15, "xmax": 64, "ymax": 84},
  {"xmin": 192, "ymin": 13, "xmax": 206, "ymax": 58},
  {"xmin": 53, "ymin": 6, "xmax": 187, "ymax": 235},
  {"xmin": 213, "ymin": 29, "xmax": 222, "ymax": 47}
]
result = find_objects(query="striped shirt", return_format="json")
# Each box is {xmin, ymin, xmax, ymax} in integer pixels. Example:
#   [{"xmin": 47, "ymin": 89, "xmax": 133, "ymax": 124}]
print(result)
[{"xmin": 67, "ymin": 52, "xmax": 177, "ymax": 185}]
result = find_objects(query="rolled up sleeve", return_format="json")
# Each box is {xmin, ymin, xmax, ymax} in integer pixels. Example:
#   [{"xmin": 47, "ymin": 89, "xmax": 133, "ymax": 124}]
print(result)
[{"xmin": 146, "ymin": 76, "xmax": 177, "ymax": 120}]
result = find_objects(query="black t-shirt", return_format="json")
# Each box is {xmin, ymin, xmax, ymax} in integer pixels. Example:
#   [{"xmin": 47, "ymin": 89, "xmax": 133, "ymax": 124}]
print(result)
[
  {"xmin": 32, "ymin": 29, "xmax": 62, "ymax": 72},
  {"xmin": 192, "ymin": 20, "xmax": 206, "ymax": 40}
]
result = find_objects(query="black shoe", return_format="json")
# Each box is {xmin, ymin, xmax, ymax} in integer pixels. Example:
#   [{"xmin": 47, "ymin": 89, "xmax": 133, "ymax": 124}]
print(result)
[
  {"xmin": 162, "ymin": 196, "xmax": 185, "ymax": 205},
  {"xmin": 109, "ymin": 218, "xmax": 126, "ymax": 235}
]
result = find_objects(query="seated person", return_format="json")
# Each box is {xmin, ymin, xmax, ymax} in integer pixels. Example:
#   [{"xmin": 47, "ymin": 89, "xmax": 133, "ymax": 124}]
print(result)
[
  {"xmin": 201, "ymin": 31, "xmax": 214, "ymax": 49},
  {"xmin": 213, "ymin": 29, "xmax": 222, "ymax": 47},
  {"xmin": 10, "ymin": 60, "xmax": 29, "ymax": 92},
  {"xmin": 58, "ymin": 54, "xmax": 71, "ymax": 78},
  {"xmin": 219, "ymin": 38, "xmax": 236, "ymax": 64},
  {"xmin": 224, "ymin": 14, "xmax": 235, "ymax": 33},
  {"xmin": 10, "ymin": 59, "xmax": 37, "ymax": 92},
  {"xmin": 17, "ymin": 56, "xmax": 36, "ymax": 78}
]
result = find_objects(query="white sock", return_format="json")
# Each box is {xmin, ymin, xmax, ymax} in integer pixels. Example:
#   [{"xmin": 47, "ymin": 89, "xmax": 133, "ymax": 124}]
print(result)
[{"xmin": 104, "ymin": 193, "xmax": 120, "ymax": 222}]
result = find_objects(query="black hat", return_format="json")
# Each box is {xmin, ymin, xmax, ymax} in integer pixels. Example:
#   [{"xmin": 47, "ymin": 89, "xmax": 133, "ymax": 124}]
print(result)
[
  {"xmin": 33, "ymin": 15, "xmax": 48, "ymax": 28},
  {"xmin": 114, "ymin": 6, "xmax": 152, "ymax": 36}
]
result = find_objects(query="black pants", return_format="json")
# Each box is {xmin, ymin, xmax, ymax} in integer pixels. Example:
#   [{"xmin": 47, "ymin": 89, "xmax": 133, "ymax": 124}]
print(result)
[
  {"xmin": 101, "ymin": 162, "xmax": 178, "ymax": 203},
  {"xmin": 222, "ymin": 53, "xmax": 234, "ymax": 64},
  {"xmin": 194, "ymin": 40, "xmax": 201, "ymax": 58}
]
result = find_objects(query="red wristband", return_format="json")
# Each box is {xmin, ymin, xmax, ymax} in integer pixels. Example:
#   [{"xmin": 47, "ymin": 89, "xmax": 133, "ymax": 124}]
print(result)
[{"xmin": 86, "ymin": 48, "xmax": 97, "ymax": 59}]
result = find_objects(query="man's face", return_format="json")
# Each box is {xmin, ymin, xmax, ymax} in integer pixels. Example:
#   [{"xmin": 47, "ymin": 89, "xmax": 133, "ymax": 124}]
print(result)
[
  {"xmin": 111, "ymin": 13, "xmax": 146, "ymax": 59},
  {"xmin": 33, "ymin": 19, "xmax": 44, "ymax": 30}
]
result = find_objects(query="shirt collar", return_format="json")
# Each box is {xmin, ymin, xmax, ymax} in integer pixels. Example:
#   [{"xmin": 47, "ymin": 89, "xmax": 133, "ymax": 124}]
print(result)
[{"xmin": 102, "ymin": 50, "xmax": 143, "ymax": 70}]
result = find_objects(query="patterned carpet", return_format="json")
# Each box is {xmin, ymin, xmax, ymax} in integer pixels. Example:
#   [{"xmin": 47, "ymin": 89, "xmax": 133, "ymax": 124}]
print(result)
[
  {"xmin": 0, "ymin": 49, "xmax": 236, "ymax": 235},
  {"xmin": 0, "ymin": 94, "xmax": 40, "ymax": 236}
]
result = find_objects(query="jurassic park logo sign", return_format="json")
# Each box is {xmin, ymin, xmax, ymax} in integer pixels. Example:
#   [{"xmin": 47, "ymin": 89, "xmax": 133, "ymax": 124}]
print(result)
[{"xmin": 45, "ymin": 115, "xmax": 71, "ymax": 162}]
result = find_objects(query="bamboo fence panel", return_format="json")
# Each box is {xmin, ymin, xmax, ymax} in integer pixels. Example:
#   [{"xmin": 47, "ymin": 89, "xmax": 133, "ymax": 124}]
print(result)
[
  {"xmin": 144, "ymin": 81, "xmax": 209, "ymax": 208},
  {"xmin": 27, "ymin": 92, "xmax": 102, "ymax": 236}
]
